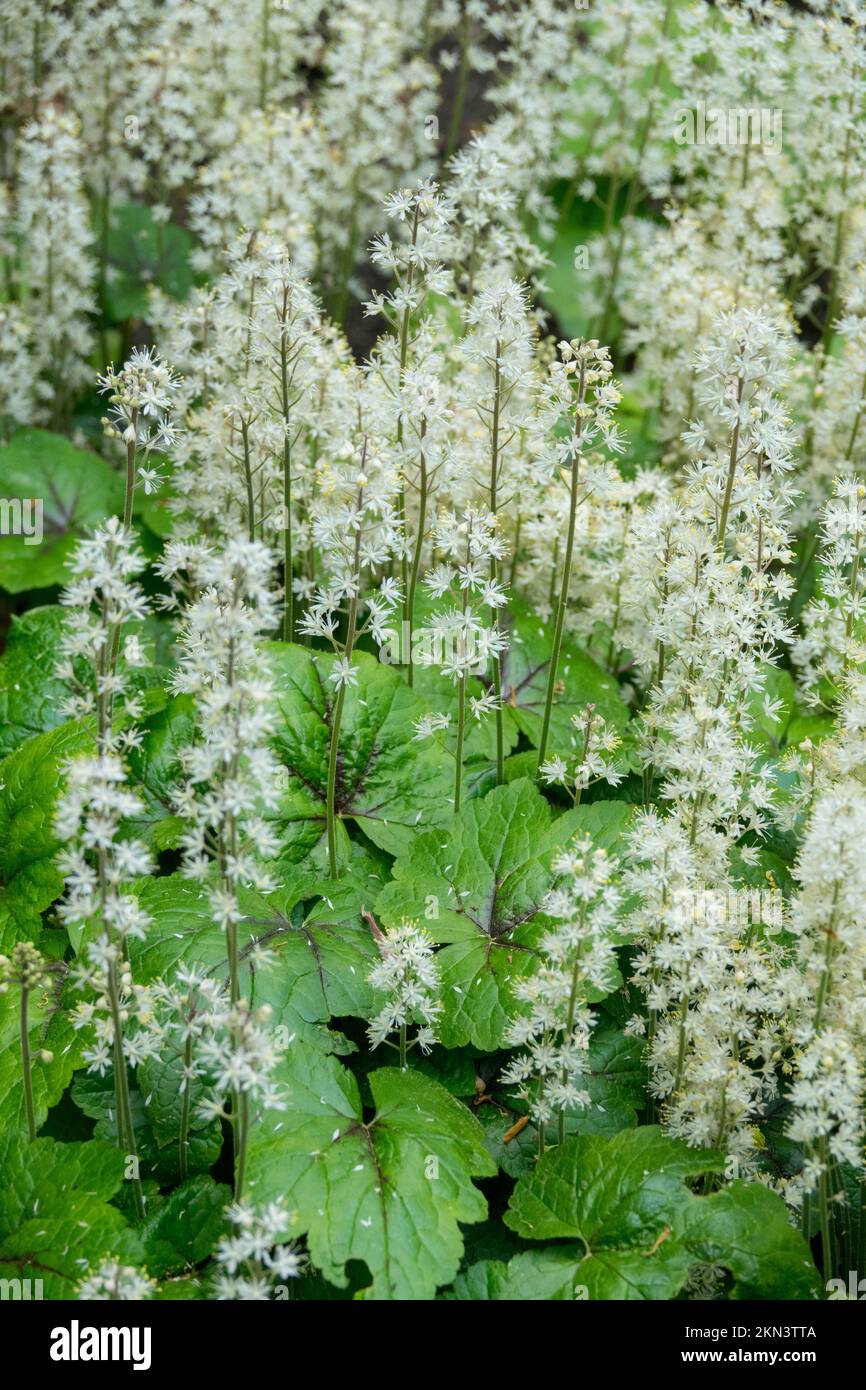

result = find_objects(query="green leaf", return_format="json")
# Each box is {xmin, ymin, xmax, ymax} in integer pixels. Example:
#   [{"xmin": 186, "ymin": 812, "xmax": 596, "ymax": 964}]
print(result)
[
  {"xmin": 0, "ymin": 431, "xmax": 122, "ymax": 592},
  {"xmin": 409, "ymin": 666, "xmax": 520, "ymax": 768},
  {"xmin": 0, "ymin": 1133, "xmax": 139, "ymax": 1298},
  {"xmin": 0, "ymin": 719, "xmax": 93, "ymax": 935},
  {"xmin": 530, "ymin": 187, "xmax": 605, "ymax": 342},
  {"xmin": 246, "ymin": 1050, "xmax": 496, "ymax": 1299},
  {"xmin": 484, "ymin": 1024, "xmax": 645, "ymax": 1177},
  {"xmin": 105, "ymin": 203, "xmax": 197, "ymax": 321},
  {"xmin": 583, "ymin": 1024, "xmax": 648, "ymax": 1113},
  {"xmin": 376, "ymin": 779, "xmax": 623, "ymax": 1049},
  {"xmin": 71, "ymin": 1065, "xmax": 223, "ymax": 1186},
  {"xmin": 746, "ymin": 666, "xmax": 797, "ymax": 753},
  {"xmin": 140, "ymin": 1176, "xmax": 231, "ymax": 1278},
  {"xmin": 267, "ymin": 642, "xmax": 454, "ymax": 863},
  {"xmin": 683, "ymin": 1181, "xmax": 822, "ymax": 1301},
  {"xmin": 0, "ymin": 605, "xmax": 167, "ymax": 759},
  {"xmin": 0, "ymin": 981, "xmax": 86, "ymax": 1135},
  {"xmin": 449, "ymin": 1249, "xmax": 591, "ymax": 1300},
  {"xmin": 129, "ymin": 872, "xmax": 370, "ymax": 1054},
  {"xmin": 784, "ymin": 714, "xmax": 835, "ymax": 749},
  {"xmin": 505, "ymin": 1128, "xmax": 720, "ymax": 1242},
  {"xmin": 124, "ymin": 695, "xmax": 195, "ymax": 849},
  {"xmin": 504, "ymin": 1128, "xmax": 819, "ymax": 1300},
  {"xmin": 501, "ymin": 600, "xmax": 630, "ymax": 751},
  {"xmin": 0, "ymin": 607, "xmax": 87, "ymax": 757}
]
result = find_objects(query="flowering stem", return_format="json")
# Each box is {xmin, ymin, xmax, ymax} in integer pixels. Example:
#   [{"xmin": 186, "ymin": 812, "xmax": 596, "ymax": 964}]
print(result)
[
  {"xmin": 489, "ymin": 344, "xmax": 505, "ymax": 785},
  {"xmin": 234, "ymin": 1089, "xmax": 250, "ymax": 1201},
  {"xmin": 240, "ymin": 417, "xmax": 256, "ymax": 542},
  {"xmin": 107, "ymin": 957, "xmax": 145, "ymax": 1220},
  {"xmin": 279, "ymin": 284, "xmax": 295, "ymax": 641},
  {"xmin": 557, "ymin": 913, "xmax": 586, "ymax": 1147},
  {"xmin": 818, "ymin": 1144, "xmax": 834, "ymax": 1283},
  {"xmin": 845, "ymin": 543, "xmax": 862, "ymax": 641},
  {"xmin": 398, "ymin": 204, "xmax": 421, "ymax": 684},
  {"xmin": 178, "ymin": 1034, "xmax": 192, "ymax": 1182},
  {"xmin": 844, "ymin": 365, "xmax": 866, "ymax": 460},
  {"xmin": 122, "ymin": 433, "xmax": 136, "ymax": 533},
  {"xmin": 454, "ymin": 531, "xmax": 471, "ymax": 813},
  {"xmin": 399, "ymin": 1023, "xmax": 407, "ymax": 1072},
  {"xmin": 813, "ymin": 888, "xmax": 839, "ymax": 1033},
  {"xmin": 598, "ymin": 0, "xmax": 674, "ymax": 342},
  {"xmin": 444, "ymin": 1, "xmax": 471, "ymax": 159},
  {"xmin": 326, "ymin": 475, "xmax": 364, "ymax": 877},
  {"xmin": 673, "ymin": 994, "xmax": 690, "ymax": 1098},
  {"xmin": 406, "ymin": 419, "xmax": 428, "ymax": 685},
  {"xmin": 259, "ymin": 0, "xmax": 270, "ymax": 108},
  {"xmin": 20, "ymin": 985, "xmax": 36, "ymax": 1143},
  {"xmin": 454, "ymin": 675, "xmax": 466, "ymax": 814},
  {"xmin": 822, "ymin": 90, "xmax": 854, "ymax": 355},
  {"xmin": 715, "ymin": 374, "xmax": 745, "ymax": 550},
  {"xmin": 537, "ymin": 365, "xmax": 587, "ymax": 773}
]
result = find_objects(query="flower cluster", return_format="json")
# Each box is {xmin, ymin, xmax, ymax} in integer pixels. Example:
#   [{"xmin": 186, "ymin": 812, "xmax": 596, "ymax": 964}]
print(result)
[
  {"xmin": 97, "ymin": 347, "xmax": 182, "ymax": 497},
  {"xmin": 213, "ymin": 1198, "xmax": 306, "ymax": 1301},
  {"xmin": 501, "ymin": 837, "xmax": 622, "ymax": 1138},
  {"xmin": 539, "ymin": 704, "xmax": 624, "ymax": 804},
  {"xmin": 77, "ymin": 1261, "xmax": 157, "ymax": 1301},
  {"xmin": 366, "ymin": 918, "xmax": 442, "ymax": 1063}
]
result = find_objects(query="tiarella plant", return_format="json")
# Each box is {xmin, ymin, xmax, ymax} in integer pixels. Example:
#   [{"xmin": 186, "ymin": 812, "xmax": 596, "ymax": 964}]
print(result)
[{"xmin": 3, "ymin": 0, "xmax": 866, "ymax": 1310}]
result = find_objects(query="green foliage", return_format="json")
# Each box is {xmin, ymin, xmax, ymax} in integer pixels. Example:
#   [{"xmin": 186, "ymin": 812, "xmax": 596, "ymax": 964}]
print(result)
[
  {"xmin": 104, "ymin": 203, "xmax": 198, "ymax": 322},
  {"xmin": 376, "ymin": 780, "xmax": 630, "ymax": 1048},
  {"xmin": 501, "ymin": 598, "xmax": 631, "ymax": 747},
  {"xmin": 246, "ymin": 1051, "xmax": 496, "ymax": 1299},
  {"xmin": 0, "ymin": 607, "xmax": 85, "ymax": 756},
  {"xmin": 267, "ymin": 642, "xmax": 455, "ymax": 862},
  {"xmin": 0, "ymin": 719, "xmax": 91, "ymax": 940},
  {"xmin": 0, "ymin": 1133, "xmax": 139, "ymax": 1297},
  {"xmin": 504, "ymin": 1128, "xmax": 821, "ymax": 1300},
  {"xmin": 0, "ymin": 431, "xmax": 122, "ymax": 592}
]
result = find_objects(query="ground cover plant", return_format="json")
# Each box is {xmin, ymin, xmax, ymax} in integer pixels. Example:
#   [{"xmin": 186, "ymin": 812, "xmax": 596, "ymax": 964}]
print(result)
[{"xmin": 0, "ymin": 0, "xmax": 865, "ymax": 1304}]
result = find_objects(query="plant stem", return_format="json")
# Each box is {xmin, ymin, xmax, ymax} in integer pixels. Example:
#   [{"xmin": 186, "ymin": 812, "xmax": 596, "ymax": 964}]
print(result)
[
  {"xmin": 178, "ymin": 1033, "xmax": 193, "ymax": 1182},
  {"xmin": 537, "ymin": 363, "xmax": 587, "ymax": 772},
  {"xmin": 453, "ymin": 530, "xmax": 471, "ymax": 812},
  {"xmin": 818, "ymin": 1144, "xmax": 834, "ymax": 1284},
  {"xmin": 489, "ymin": 343, "xmax": 505, "ymax": 784},
  {"xmin": 279, "ymin": 283, "xmax": 295, "ymax": 641},
  {"xmin": 673, "ymin": 994, "xmax": 690, "ymax": 1098},
  {"xmin": 557, "ymin": 907, "xmax": 586, "ymax": 1147},
  {"xmin": 716, "ymin": 373, "xmax": 745, "ymax": 550},
  {"xmin": 326, "ymin": 471, "xmax": 365, "ymax": 876},
  {"xmin": 241, "ymin": 417, "xmax": 256, "ymax": 542},
  {"xmin": 454, "ymin": 674, "xmax": 466, "ymax": 813},
  {"xmin": 20, "ymin": 986, "xmax": 36, "ymax": 1143},
  {"xmin": 234, "ymin": 1089, "xmax": 249, "ymax": 1200},
  {"xmin": 123, "ymin": 432, "xmax": 136, "ymax": 532},
  {"xmin": 397, "ymin": 203, "xmax": 421, "ymax": 684},
  {"xmin": 444, "ymin": 2, "xmax": 470, "ymax": 159},
  {"xmin": 406, "ymin": 418, "xmax": 428, "ymax": 680},
  {"xmin": 107, "ymin": 956, "xmax": 145, "ymax": 1219},
  {"xmin": 598, "ymin": 0, "xmax": 675, "ymax": 342}
]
